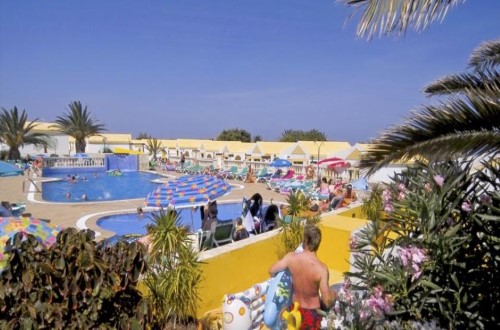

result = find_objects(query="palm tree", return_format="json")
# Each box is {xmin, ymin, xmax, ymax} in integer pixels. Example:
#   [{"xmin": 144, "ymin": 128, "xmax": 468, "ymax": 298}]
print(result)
[
  {"xmin": 145, "ymin": 138, "xmax": 163, "ymax": 161},
  {"xmin": 143, "ymin": 209, "xmax": 202, "ymax": 326},
  {"xmin": 52, "ymin": 101, "xmax": 105, "ymax": 153},
  {"xmin": 339, "ymin": 0, "xmax": 466, "ymax": 40},
  {"xmin": 0, "ymin": 107, "xmax": 49, "ymax": 160},
  {"xmin": 359, "ymin": 40, "xmax": 500, "ymax": 175}
]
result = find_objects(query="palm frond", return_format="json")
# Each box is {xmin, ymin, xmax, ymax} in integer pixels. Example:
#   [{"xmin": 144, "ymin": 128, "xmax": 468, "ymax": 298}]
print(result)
[
  {"xmin": 51, "ymin": 101, "xmax": 106, "ymax": 139},
  {"xmin": 339, "ymin": 0, "xmax": 465, "ymax": 39},
  {"xmin": 359, "ymin": 94, "xmax": 500, "ymax": 175},
  {"xmin": 0, "ymin": 107, "xmax": 49, "ymax": 158},
  {"xmin": 424, "ymin": 70, "xmax": 500, "ymax": 97},
  {"xmin": 145, "ymin": 138, "xmax": 163, "ymax": 159},
  {"xmin": 468, "ymin": 39, "xmax": 500, "ymax": 72}
]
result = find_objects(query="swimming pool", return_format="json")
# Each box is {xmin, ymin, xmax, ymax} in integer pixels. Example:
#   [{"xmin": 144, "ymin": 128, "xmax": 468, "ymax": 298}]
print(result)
[
  {"xmin": 97, "ymin": 202, "xmax": 248, "ymax": 235},
  {"xmin": 41, "ymin": 170, "xmax": 163, "ymax": 202}
]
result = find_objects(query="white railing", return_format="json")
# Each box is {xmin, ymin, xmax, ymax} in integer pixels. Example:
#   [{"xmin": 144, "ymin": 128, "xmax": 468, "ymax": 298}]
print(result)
[
  {"xmin": 133, "ymin": 156, "xmax": 359, "ymax": 179},
  {"xmin": 43, "ymin": 157, "xmax": 105, "ymax": 168}
]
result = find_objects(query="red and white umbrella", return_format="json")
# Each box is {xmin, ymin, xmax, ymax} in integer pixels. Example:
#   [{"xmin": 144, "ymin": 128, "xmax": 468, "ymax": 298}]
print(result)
[
  {"xmin": 316, "ymin": 157, "xmax": 351, "ymax": 174},
  {"xmin": 317, "ymin": 157, "xmax": 349, "ymax": 167},
  {"xmin": 328, "ymin": 161, "xmax": 351, "ymax": 173}
]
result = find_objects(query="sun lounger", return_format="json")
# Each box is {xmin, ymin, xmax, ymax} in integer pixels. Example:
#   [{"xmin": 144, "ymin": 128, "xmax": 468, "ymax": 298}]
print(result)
[
  {"xmin": 210, "ymin": 220, "xmax": 235, "ymax": 247},
  {"xmin": 219, "ymin": 166, "xmax": 238, "ymax": 180}
]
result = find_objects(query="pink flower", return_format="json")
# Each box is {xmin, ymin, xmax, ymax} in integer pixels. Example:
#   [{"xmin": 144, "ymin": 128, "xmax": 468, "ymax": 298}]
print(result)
[
  {"xmin": 343, "ymin": 277, "xmax": 352, "ymax": 290},
  {"xmin": 384, "ymin": 203, "xmax": 394, "ymax": 213},
  {"xmin": 382, "ymin": 189, "xmax": 392, "ymax": 203},
  {"xmin": 398, "ymin": 246, "xmax": 427, "ymax": 280},
  {"xmin": 480, "ymin": 194, "xmax": 492, "ymax": 206},
  {"xmin": 397, "ymin": 183, "xmax": 406, "ymax": 192},
  {"xmin": 461, "ymin": 201, "xmax": 472, "ymax": 213},
  {"xmin": 433, "ymin": 175, "xmax": 444, "ymax": 187},
  {"xmin": 349, "ymin": 237, "xmax": 358, "ymax": 250}
]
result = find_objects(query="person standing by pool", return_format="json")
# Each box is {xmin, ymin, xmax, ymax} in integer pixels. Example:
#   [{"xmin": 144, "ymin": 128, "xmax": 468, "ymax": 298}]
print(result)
[
  {"xmin": 180, "ymin": 151, "xmax": 186, "ymax": 171},
  {"xmin": 269, "ymin": 224, "xmax": 337, "ymax": 329}
]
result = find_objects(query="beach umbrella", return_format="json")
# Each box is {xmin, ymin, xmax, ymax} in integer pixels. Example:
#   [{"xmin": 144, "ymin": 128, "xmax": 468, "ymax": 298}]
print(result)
[
  {"xmin": 0, "ymin": 161, "xmax": 24, "ymax": 177},
  {"xmin": 269, "ymin": 158, "xmax": 291, "ymax": 168},
  {"xmin": 0, "ymin": 216, "xmax": 63, "ymax": 268},
  {"xmin": 317, "ymin": 157, "xmax": 347, "ymax": 167},
  {"xmin": 144, "ymin": 174, "xmax": 231, "ymax": 208},
  {"xmin": 327, "ymin": 160, "xmax": 351, "ymax": 174}
]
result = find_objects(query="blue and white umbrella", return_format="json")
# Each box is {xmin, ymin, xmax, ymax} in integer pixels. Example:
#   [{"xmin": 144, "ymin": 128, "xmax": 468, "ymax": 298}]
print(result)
[
  {"xmin": 0, "ymin": 161, "xmax": 24, "ymax": 177},
  {"xmin": 269, "ymin": 158, "xmax": 291, "ymax": 168},
  {"xmin": 145, "ymin": 174, "xmax": 231, "ymax": 208}
]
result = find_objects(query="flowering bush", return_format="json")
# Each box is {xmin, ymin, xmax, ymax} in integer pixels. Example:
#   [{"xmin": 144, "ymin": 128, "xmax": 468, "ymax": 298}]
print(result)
[
  {"xmin": 338, "ymin": 158, "xmax": 500, "ymax": 329},
  {"xmin": 325, "ymin": 278, "xmax": 394, "ymax": 329}
]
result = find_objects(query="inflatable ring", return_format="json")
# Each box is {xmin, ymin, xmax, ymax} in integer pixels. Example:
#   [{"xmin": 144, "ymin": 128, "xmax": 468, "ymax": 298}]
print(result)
[
  {"xmin": 306, "ymin": 165, "xmax": 315, "ymax": 180},
  {"xmin": 282, "ymin": 301, "xmax": 302, "ymax": 330}
]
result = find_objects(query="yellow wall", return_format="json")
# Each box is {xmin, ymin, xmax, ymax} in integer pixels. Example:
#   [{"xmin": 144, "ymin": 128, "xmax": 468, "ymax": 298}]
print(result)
[
  {"xmin": 196, "ymin": 206, "xmax": 367, "ymax": 318},
  {"xmin": 197, "ymin": 234, "xmax": 281, "ymax": 316}
]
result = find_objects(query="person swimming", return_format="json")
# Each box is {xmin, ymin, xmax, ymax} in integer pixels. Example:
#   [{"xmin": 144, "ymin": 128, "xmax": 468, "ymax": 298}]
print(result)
[{"xmin": 137, "ymin": 207, "xmax": 144, "ymax": 216}]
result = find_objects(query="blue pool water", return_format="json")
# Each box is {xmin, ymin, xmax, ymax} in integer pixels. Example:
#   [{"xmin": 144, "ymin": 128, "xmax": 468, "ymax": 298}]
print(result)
[
  {"xmin": 41, "ymin": 169, "xmax": 162, "ymax": 202},
  {"xmin": 97, "ymin": 202, "xmax": 247, "ymax": 235}
]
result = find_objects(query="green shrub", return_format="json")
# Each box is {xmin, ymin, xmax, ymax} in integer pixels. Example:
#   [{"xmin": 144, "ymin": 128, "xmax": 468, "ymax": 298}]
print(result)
[
  {"xmin": 276, "ymin": 191, "xmax": 321, "ymax": 258},
  {"xmin": 142, "ymin": 208, "xmax": 203, "ymax": 327},
  {"xmin": 0, "ymin": 228, "xmax": 150, "ymax": 328},
  {"xmin": 345, "ymin": 158, "xmax": 500, "ymax": 329}
]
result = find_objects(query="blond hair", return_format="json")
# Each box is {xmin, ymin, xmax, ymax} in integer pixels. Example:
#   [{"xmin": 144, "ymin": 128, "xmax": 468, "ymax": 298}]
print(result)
[{"xmin": 303, "ymin": 224, "xmax": 322, "ymax": 252}]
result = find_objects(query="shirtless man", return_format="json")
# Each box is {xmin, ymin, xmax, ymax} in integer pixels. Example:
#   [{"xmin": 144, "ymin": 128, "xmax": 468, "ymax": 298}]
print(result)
[{"xmin": 269, "ymin": 224, "xmax": 337, "ymax": 329}]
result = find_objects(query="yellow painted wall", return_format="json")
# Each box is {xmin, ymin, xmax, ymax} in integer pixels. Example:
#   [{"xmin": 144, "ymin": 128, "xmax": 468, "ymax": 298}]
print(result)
[
  {"xmin": 196, "ymin": 206, "xmax": 367, "ymax": 318},
  {"xmin": 317, "ymin": 215, "xmax": 368, "ymax": 277},
  {"xmin": 197, "ymin": 234, "xmax": 282, "ymax": 317}
]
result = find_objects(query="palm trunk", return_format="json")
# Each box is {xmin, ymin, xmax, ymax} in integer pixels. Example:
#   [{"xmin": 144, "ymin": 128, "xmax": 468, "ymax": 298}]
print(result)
[
  {"xmin": 8, "ymin": 147, "xmax": 21, "ymax": 160},
  {"xmin": 75, "ymin": 140, "xmax": 86, "ymax": 153}
]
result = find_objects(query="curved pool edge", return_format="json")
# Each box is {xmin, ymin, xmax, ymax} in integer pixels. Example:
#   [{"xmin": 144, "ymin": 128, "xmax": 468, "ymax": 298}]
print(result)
[{"xmin": 79, "ymin": 198, "xmax": 286, "ymax": 240}]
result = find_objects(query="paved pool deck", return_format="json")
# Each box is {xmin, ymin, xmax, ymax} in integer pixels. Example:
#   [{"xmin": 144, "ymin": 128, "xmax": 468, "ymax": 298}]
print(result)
[{"xmin": 0, "ymin": 171, "xmax": 288, "ymax": 240}]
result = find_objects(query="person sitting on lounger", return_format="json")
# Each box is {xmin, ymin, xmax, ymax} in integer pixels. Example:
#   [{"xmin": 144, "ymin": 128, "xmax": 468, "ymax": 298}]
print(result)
[
  {"xmin": 317, "ymin": 177, "xmax": 330, "ymax": 196},
  {"xmin": 331, "ymin": 184, "xmax": 357, "ymax": 209},
  {"xmin": 233, "ymin": 218, "xmax": 249, "ymax": 241},
  {"xmin": 201, "ymin": 200, "xmax": 219, "ymax": 231}
]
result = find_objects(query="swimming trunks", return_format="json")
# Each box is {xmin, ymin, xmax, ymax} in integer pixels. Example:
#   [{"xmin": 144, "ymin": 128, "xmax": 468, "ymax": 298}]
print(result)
[{"xmin": 291, "ymin": 305, "xmax": 323, "ymax": 330}]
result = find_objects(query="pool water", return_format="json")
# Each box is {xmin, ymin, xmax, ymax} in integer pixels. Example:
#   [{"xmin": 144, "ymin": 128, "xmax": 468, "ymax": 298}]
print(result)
[
  {"xmin": 97, "ymin": 202, "xmax": 247, "ymax": 235},
  {"xmin": 41, "ymin": 170, "xmax": 162, "ymax": 202}
]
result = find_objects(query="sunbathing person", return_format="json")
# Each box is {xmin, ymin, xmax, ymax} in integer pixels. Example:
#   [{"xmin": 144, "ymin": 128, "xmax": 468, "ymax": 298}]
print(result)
[
  {"xmin": 317, "ymin": 177, "xmax": 330, "ymax": 198},
  {"xmin": 245, "ymin": 165, "xmax": 256, "ymax": 183},
  {"xmin": 201, "ymin": 200, "xmax": 219, "ymax": 231},
  {"xmin": 331, "ymin": 184, "xmax": 357, "ymax": 209}
]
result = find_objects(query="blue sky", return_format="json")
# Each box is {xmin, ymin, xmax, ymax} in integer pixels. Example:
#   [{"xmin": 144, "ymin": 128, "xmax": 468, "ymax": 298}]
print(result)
[{"xmin": 1, "ymin": 0, "xmax": 499, "ymax": 144}]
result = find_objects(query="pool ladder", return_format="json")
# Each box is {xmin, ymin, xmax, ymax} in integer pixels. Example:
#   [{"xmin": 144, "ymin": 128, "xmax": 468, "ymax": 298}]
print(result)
[{"xmin": 23, "ymin": 178, "xmax": 41, "ymax": 193}]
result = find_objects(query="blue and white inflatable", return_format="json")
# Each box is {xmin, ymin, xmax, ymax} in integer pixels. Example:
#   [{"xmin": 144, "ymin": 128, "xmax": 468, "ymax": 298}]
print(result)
[{"xmin": 263, "ymin": 270, "xmax": 293, "ymax": 330}]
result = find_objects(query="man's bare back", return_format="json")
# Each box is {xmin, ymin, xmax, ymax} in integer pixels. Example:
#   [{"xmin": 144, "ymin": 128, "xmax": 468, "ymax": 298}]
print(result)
[
  {"xmin": 270, "ymin": 250, "xmax": 332, "ymax": 310},
  {"xmin": 269, "ymin": 224, "xmax": 337, "ymax": 328},
  {"xmin": 287, "ymin": 251, "xmax": 329, "ymax": 309}
]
